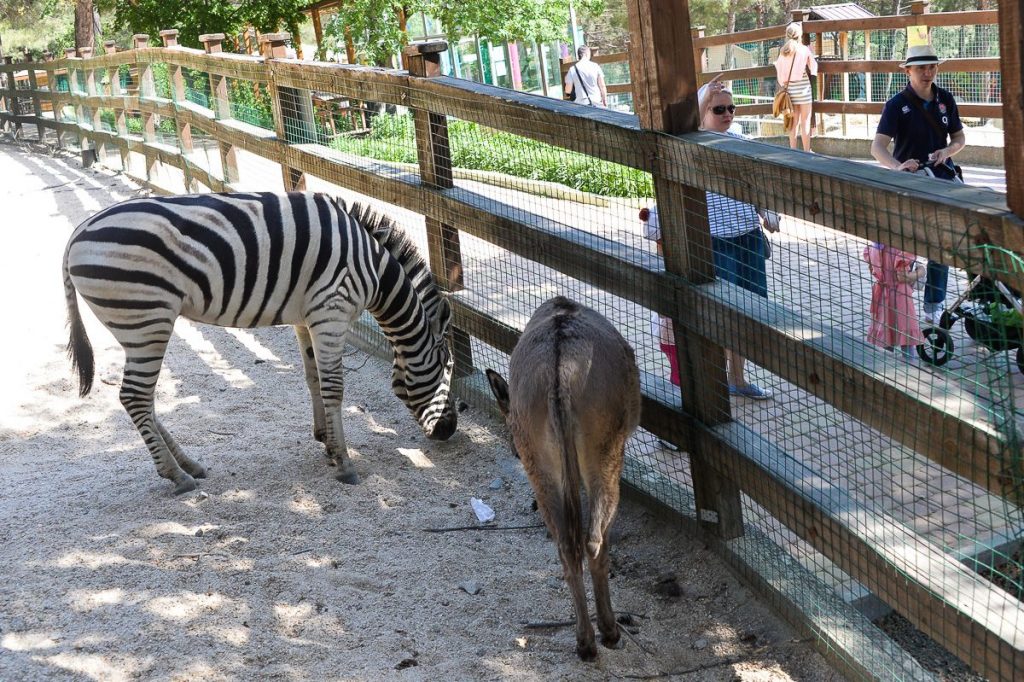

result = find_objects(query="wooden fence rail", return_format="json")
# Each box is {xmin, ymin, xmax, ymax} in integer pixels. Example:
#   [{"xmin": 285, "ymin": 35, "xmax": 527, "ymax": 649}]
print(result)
[{"xmin": 1, "ymin": 34, "xmax": 1023, "ymax": 679}]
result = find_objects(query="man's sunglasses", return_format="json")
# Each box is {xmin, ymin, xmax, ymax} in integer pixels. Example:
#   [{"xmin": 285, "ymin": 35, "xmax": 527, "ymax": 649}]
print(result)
[{"xmin": 712, "ymin": 104, "xmax": 737, "ymax": 115}]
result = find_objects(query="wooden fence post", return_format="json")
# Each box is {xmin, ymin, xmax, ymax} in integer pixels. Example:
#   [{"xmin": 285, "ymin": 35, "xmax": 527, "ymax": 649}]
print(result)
[
  {"xmin": 161, "ymin": 29, "xmax": 197, "ymax": 192},
  {"xmin": 25, "ymin": 56, "xmax": 43, "ymax": 142},
  {"xmin": 132, "ymin": 34, "xmax": 158, "ymax": 180},
  {"xmin": 105, "ymin": 40, "xmax": 129, "ymax": 168},
  {"xmin": 626, "ymin": 0, "xmax": 743, "ymax": 539},
  {"xmin": 260, "ymin": 32, "xmax": 313, "ymax": 191},
  {"xmin": 3, "ymin": 55, "xmax": 19, "ymax": 138},
  {"xmin": 60, "ymin": 47, "xmax": 77, "ymax": 147},
  {"xmin": 79, "ymin": 47, "xmax": 107, "ymax": 164},
  {"xmin": 65, "ymin": 48, "xmax": 91, "ymax": 161},
  {"xmin": 200, "ymin": 33, "xmax": 239, "ymax": 187},
  {"xmin": 1000, "ymin": 0, "xmax": 1023, "ymax": 215},
  {"xmin": 43, "ymin": 50, "xmax": 62, "ymax": 147},
  {"xmin": 404, "ymin": 40, "xmax": 473, "ymax": 379},
  {"xmin": 0, "ymin": 34, "xmax": 6, "ymax": 131}
]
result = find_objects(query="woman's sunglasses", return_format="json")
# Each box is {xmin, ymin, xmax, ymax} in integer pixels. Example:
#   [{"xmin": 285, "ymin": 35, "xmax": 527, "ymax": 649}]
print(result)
[{"xmin": 712, "ymin": 104, "xmax": 737, "ymax": 115}]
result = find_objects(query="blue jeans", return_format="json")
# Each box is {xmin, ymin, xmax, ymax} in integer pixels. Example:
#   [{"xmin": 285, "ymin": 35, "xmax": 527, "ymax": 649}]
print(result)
[
  {"xmin": 923, "ymin": 260, "xmax": 949, "ymax": 315},
  {"xmin": 711, "ymin": 229, "xmax": 768, "ymax": 298}
]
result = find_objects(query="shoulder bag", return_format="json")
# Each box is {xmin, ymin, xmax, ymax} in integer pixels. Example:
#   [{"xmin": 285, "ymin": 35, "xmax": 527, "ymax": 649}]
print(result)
[{"xmin": 772, "ymin": 50, "xmax": 799, "ymax": 128}]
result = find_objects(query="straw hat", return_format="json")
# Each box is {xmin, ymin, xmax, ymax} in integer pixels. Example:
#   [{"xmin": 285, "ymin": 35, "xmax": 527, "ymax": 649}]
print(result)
[{"xmin": 900, "ymin": 44, "xmax": 942, "ymax": 68}]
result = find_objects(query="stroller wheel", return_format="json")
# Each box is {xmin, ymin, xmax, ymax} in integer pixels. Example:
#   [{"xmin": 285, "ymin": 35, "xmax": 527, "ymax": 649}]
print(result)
[
  {"xmin": 938, "ymin": 311, "xmax": 954, "ymax": 330},
  {"xmin": 1017, "ymin": 347, "xmax": 1024, "ymax": 374},
  {"xmin": 918, "ymin": 326, "xmax": 954, "ymax": 366}
]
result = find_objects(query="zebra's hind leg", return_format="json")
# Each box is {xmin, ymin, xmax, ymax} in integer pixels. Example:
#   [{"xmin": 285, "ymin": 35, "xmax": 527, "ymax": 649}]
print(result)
[
  {"xmin": 294, "ymin": 325, "xmax": 328, "ymax": 447},
  {"xmin": 119, "ymin": 350, "xmax": 197, "ymax": 495},
  {"xmin": 156, "ymin": 421, "xmax": 207, "ymax": 479}
]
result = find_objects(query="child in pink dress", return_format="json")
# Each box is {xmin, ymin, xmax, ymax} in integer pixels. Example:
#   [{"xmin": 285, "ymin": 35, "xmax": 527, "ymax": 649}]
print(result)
[
  {"xmin": 863, "ymin": 242, "xmax": 926, "ymax": 357},
  {"xmin": 640, "ymin": 206, "xmax": 680, "ymax": 385}
]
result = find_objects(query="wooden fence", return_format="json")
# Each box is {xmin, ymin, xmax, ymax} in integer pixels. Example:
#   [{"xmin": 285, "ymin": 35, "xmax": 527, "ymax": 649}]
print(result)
[
  {"xmin": 2, "ymin": 22, "xmax": 1024, "ymax": 680},
  {"xmin": 561, "ymin": 3, "xmax": 1003, "ymax": 121}
]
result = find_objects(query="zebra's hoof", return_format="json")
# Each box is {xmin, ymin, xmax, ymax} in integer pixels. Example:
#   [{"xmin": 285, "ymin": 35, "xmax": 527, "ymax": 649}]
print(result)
[
  {"xmin": 190, "ymin": 465, "xmax": 208, "ymax": 479},
  {"xmin": 173, "ymin": 475, "xmax": 198, "ymax": 495},
  {"xmin": 336, "ymin": 470, "xmax": 360, "ymax": 485},
  {"xmin": 314, "ymin": 429, "xmax": 327, "ymax": 443}
]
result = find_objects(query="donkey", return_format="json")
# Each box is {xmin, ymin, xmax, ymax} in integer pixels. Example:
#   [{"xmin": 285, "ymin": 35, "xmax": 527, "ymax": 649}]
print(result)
[{"xmin": 486, "ymin": 296, "xmax": 641, "ymax": 660}]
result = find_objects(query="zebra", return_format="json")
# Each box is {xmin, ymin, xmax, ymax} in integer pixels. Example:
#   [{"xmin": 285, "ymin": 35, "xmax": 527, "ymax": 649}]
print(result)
[{"xmin": 63, "ymin": 192, "xmax": 458, "ymax": 494}]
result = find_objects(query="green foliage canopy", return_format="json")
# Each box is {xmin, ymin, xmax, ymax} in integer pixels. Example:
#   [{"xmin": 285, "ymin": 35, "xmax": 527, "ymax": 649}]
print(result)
[
  {"xmin": 110, "ymin": 0, "xmax": 308, "ymax": 49},
  {"xmin": 323, "ymin": 0, "xmax": 603, "ymax": 66}
]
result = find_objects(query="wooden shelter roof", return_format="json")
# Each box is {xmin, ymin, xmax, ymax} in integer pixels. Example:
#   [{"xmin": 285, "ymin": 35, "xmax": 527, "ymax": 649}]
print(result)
[{"xmin": 807, "ymin": 3, "xmax": 876, "ymax": 21}]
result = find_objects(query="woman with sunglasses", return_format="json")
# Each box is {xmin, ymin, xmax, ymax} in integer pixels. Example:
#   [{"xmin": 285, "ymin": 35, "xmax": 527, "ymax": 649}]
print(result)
[{"xmin": 699, "ymin": 86, "xmax": 776, "ymax": 400}]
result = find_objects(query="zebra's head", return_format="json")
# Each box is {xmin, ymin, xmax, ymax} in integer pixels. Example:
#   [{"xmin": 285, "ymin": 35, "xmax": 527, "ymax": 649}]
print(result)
[
  {"xmin": 392, "ymin": 292, "xmax": 458, "ymax": 441},
  {"xmin": 345, "ymin": 199, "xmax": 458, "ymax": 441}
]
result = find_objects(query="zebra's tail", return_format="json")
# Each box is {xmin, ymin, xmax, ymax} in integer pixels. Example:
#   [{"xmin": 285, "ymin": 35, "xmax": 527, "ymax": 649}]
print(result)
[{"xmin": 63, "ymin": 250, "xmax": 94, "ymax": 397}]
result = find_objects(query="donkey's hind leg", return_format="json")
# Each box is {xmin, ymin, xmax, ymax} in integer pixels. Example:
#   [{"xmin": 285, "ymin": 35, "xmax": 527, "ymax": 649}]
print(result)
[
  {"xmin": 119, "ymin": 345, "xmax": 196, "ymax": 494},
  {"xmin": 584, "ymin": 444, "xmax": 625, "ymax": 649}
]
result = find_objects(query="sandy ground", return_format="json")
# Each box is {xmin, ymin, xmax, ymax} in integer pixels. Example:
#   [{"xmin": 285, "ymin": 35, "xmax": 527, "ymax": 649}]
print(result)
[{"xmin": 0, "ymin": 139, "xmax": 839, "ymax": 681}]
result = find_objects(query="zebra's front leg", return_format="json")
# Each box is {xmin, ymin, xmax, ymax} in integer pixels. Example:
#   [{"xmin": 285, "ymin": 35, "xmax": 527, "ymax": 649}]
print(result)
[
  {"xmin": 294, "ymin": 325, "xmax": 328, "ymax": 446},
  {"xmin": 309, "ymin": 325, "xmax": 358, "ymax": 484},
  {"xmin": 119, "ymin": 360, "xmax": 196, "ymax": 495}
]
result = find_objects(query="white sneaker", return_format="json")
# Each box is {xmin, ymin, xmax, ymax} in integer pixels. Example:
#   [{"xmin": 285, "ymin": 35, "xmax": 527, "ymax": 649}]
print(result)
[{"xmin": 923, "ymin": 311, "xmax": 936, "ymax": 325}]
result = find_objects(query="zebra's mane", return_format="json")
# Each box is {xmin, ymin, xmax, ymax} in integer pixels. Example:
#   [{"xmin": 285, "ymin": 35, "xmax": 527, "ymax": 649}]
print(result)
[{"xmin": 343, "ymin": 200, "xmax": 443, "ymax": 319}]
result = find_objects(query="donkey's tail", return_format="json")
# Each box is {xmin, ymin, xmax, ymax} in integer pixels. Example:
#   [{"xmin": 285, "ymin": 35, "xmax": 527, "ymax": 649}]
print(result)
[
  {"xmin": 551, "ymin": 389, "xmax": 586, "ymax": 569},
  {"xmin": 63, "ymin": 248, "xmax": 94, "ymax": 397}
]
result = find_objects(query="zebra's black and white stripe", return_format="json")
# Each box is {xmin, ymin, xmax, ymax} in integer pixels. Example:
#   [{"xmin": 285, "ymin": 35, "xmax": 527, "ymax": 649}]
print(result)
[{"xmin": 63, "ymin": 192, "xmax": 457, "ymax": 494}]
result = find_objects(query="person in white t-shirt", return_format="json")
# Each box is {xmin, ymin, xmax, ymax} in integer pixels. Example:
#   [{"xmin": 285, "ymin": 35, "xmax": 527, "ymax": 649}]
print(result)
[{"xmin": 563, "ymin": 45, "xmax": 607, "ymax": 108}]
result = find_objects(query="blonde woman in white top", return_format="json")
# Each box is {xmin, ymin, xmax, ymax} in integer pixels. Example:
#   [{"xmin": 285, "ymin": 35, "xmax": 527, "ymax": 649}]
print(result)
[{"xmin": 774, "ymin": 22, "xmax": 818, "ymax": 152}]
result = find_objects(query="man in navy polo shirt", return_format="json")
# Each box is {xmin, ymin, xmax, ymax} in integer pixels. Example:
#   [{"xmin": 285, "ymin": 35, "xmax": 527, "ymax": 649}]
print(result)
[{"xmin": 871, "ymin": 43, "xmax": 966, "ymax": 324}]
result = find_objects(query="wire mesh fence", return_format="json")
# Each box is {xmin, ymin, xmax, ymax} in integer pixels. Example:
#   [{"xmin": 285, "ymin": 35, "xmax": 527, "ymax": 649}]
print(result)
[{"xmin": 1, "ymin": 31, "xmax": 1022, "ymax": 680}]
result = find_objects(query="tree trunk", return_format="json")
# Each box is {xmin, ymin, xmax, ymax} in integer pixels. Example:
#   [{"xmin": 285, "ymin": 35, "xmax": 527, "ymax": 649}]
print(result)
[
  {"xmin": 74, "ymin": 0, "xmax": 94, "ymax": 51},
  {"xmin": 724, "ymin": 0, "xmax": 739, "ymax": 73}
]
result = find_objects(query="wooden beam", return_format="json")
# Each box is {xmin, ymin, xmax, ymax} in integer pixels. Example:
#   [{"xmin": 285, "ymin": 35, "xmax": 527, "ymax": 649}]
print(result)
[{"xmin": 1000, "ymin": 0, "xmax": 1024, "ymax": 216}]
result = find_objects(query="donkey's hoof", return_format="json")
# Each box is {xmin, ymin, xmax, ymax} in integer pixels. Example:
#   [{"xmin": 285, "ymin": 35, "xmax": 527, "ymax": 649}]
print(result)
[
  {"xmin": 173, "ymin": 475, "xmax": 198, "ymax": 495},
  {"xmin": 576, "ymin": 639, "xmax": 598, "ymax": 661},
  {"xmin": 601, "ymin": 629, "xmax": 623, "ymax": 650},
  {"xmin": 336, "ymin": 470, "xmax": 360, "ymax": 485}
]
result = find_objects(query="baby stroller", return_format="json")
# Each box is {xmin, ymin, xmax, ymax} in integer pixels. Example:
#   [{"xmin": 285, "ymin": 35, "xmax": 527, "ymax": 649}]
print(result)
[{"xmin": 918, "ymin": 275, "xmax": 1024, "ymax": 372}]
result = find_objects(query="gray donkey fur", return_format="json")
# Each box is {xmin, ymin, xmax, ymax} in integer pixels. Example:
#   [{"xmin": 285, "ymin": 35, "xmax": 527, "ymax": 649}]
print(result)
[{"xmin": 486, "ymin": 296, "xmax": 641, "ymax": 660}]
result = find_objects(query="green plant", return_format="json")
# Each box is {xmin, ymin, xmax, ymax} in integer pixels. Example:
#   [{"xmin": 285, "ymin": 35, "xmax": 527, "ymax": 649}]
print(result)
[
  {"xmin": 330, "ymin": 113, "xmax": 653, "ymax": 198},
  {"xmin": 986, "ymin": 302, "xmax": 1023, "ymax": 329}
]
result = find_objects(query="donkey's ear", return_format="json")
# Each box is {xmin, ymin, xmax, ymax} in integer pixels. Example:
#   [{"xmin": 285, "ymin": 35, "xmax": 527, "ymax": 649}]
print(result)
[{"xmin": 485, "ymin": 369, "xmax": 510, "ymax": 416}]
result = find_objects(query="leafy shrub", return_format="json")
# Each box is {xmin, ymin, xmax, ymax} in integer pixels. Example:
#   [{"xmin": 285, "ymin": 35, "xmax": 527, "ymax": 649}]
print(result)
[{"xmin": 330, "ymin": 113, "xmax": 652, "ymax": 198}]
